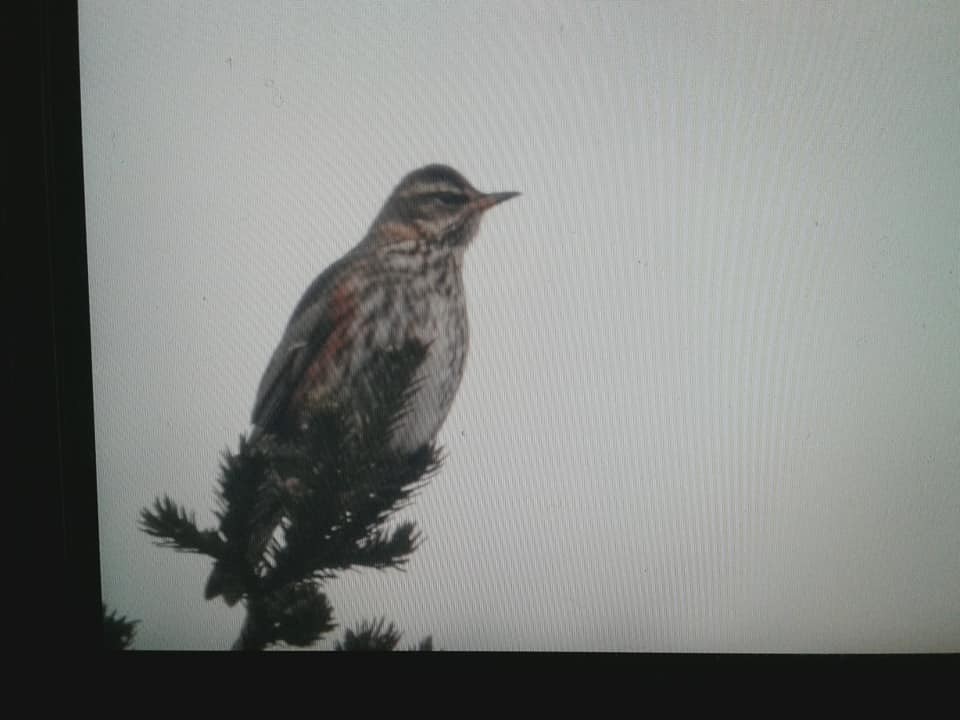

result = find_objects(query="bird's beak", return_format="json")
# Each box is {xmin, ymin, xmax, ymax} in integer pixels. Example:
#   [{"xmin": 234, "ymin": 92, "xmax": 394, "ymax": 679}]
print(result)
[{"xmin": 472, "ymin": 191, "xmax": 521, "ymax": 212}]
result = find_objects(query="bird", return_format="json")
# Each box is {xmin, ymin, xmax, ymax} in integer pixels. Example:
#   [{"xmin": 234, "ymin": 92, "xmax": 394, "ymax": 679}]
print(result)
[
  {"xmin": 249, "ymin": 164, "xmax": 519, "ymax": 452},
  {"xmin": 205, "ymin": 164, "xmax": 519, "ymax": 602}
]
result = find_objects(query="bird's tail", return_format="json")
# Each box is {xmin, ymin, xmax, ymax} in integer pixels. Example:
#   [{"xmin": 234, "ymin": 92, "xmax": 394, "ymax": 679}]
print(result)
[
  {"xmin": 205, "ymin": 425, "xmax": 279, "ymax": 608},
  {"xmin": 205, "ymin": 562, "xmax": 244, "ymax": 606}
]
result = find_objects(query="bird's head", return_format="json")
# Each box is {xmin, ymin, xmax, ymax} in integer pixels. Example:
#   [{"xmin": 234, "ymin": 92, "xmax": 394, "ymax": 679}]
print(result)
[{"xmin": 372, "ymin": 164, "xmax": 519, "ymax": 249}]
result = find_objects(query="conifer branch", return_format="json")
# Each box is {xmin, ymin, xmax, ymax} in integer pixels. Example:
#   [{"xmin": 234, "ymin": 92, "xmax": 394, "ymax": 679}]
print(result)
[
  {"xmin": 141, "ymin": 340, "xmax": 442, "ymax": 650},
  {"xmin": 335, "ymin": 618, "xmax": 402, "ymax": 651},
  {"xmin": 102, "ymin": 604, "xmax": 139, "ymax": 650},
  {"xmin": 140, "ymin": 496, "xmax": 223, "ymax": 555}
]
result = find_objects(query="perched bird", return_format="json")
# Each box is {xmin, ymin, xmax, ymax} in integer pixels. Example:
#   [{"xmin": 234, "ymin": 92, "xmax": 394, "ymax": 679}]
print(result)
[
  {"xmin": 205, "ymin": 164, "xmax": 518, "ymax": 603},
  {"xmin": 249, "ymin": 164, "xmax": 519, "ymax": 452}
]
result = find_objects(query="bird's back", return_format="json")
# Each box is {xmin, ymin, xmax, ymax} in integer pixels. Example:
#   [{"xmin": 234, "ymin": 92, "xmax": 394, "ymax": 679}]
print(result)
[{"xmin": 250, "ymin": 249, "xmax": 362, "ymax": 436}]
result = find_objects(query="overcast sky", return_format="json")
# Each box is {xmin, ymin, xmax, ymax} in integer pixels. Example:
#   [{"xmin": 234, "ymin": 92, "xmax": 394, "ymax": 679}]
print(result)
[{"xmin": 81, "ymin": 1, "xmax": 959, "ymax": 651}]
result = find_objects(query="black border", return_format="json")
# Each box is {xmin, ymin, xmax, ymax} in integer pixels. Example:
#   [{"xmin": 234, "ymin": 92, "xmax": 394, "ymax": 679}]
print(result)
[{"xmin": 7, "ymin": 1, "xmax": 101, "ymax": 649}]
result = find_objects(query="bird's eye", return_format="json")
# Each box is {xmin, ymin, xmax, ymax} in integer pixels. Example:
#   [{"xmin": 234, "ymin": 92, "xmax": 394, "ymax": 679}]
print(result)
[{"xmin": 434, "ymin": 192, "xmax": 467, "ymax": 206}]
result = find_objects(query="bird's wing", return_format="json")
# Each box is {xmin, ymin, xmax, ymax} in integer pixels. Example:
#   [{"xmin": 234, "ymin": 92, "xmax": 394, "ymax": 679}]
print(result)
[{"xmin": 251, "ymin": 255, "xmax": 360, "ymax": 433}]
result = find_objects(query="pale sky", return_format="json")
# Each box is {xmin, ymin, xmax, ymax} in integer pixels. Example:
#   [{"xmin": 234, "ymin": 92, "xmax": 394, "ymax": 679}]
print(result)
[{"xmin": 81, "ymin": 1, "xmax": 960, "ymax": 651}]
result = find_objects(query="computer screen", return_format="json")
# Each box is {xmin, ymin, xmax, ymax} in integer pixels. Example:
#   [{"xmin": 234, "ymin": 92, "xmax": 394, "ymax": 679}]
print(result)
[{"xmin": 80, "ymin": 2, "xmax": 960, "ymax": 651}]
